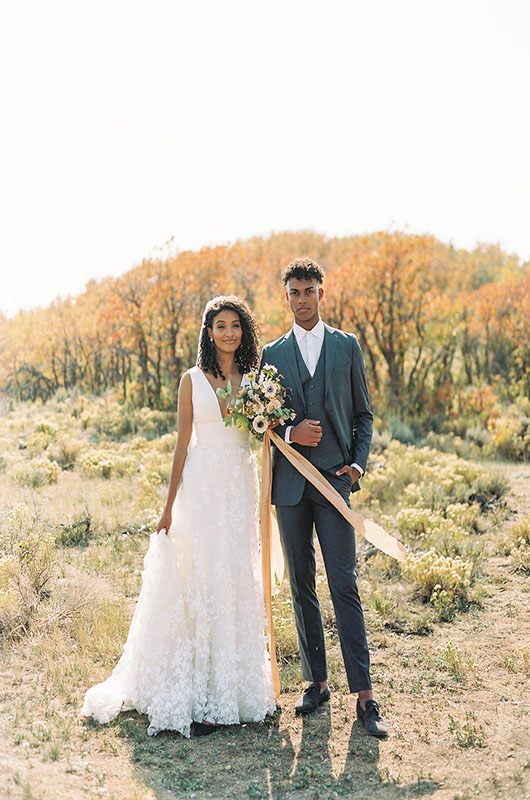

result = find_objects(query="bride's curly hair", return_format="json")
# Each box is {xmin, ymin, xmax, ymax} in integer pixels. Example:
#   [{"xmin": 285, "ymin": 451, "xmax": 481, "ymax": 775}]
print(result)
[{"xmin": 197, "ymin": 296, "xmax": 260, "ymax": 379}]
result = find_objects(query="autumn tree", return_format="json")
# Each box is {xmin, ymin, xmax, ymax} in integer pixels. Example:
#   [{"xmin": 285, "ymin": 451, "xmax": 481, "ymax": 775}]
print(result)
[{"xmin": 0, "ymin": 231, "xmax": 527, "ymax": 428}]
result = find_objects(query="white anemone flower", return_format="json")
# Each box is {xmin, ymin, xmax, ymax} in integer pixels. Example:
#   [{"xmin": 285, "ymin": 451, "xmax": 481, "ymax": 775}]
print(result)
[
  {"xmin": 252, "ymin": 415, "xmax": 269, "ymax": 434},
  {"xmin": 262, "ymin": 380, "xmax": 277, "ymax": 398}
]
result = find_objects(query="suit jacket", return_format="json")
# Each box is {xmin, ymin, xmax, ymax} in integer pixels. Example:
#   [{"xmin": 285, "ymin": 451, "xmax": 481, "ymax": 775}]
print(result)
[{"xmin": 260, "ymin": 323, "xmax": 373, "ymax": 506}]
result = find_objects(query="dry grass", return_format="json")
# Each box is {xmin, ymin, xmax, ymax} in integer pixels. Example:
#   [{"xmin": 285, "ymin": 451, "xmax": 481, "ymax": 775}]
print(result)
[{"xmin": 0, "ymin": 402, "xmax": 529, "ymax": 799}]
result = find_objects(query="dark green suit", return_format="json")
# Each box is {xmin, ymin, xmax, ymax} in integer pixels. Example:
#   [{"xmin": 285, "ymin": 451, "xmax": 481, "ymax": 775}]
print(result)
[
  {"xmin": 261, "ymin": 324, "xmax": 373, "ymax": 504},
  {"xmin": 260, "ymin": 323, "xmax": 373, "ymax": 691}
]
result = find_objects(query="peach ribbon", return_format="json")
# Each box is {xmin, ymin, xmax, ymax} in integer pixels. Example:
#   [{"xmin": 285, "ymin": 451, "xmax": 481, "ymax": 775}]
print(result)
[
  {"xmin": 260, "ymin": 427, "xmax": 282, "ymax": 698},
  {"xmin": 260, "ymin": 429, "xmax": 408, "ymax": 699}
]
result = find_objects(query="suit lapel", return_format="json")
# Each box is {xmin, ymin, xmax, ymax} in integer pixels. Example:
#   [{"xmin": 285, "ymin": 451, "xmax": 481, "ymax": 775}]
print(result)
[
  {"xmin": 324, "ymin": 325, "xmax": 338, "ymax": 401},
  {"xmin": 279, "ymin": 330, "xmax": 305, "ymax": 409}
]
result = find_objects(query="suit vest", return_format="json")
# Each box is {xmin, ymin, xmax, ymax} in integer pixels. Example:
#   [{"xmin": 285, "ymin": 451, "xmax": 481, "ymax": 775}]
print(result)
[{"xmin": 293, "ymin": 336, "xmax": 344, "ymax": 473}]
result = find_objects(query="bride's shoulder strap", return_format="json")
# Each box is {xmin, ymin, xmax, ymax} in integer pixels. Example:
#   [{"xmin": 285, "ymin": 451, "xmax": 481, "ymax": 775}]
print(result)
[
  {"xmin": 179, "ymin": 366, "xmax": 198, "ymax": 391},
  {"xmin": 184, "ymin": 366, "xmax": 204, "ymax": 396}
]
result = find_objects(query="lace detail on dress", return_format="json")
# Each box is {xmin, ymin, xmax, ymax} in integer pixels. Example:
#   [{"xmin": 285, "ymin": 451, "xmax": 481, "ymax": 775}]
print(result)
[{"xmin": 81, "ymin": 366, "xmax": 275, "ymax": 737}]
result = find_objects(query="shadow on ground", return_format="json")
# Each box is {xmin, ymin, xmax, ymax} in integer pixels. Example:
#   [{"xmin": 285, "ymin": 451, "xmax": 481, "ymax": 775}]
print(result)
[{"xmin": 96, "ymin": 702, "xmax": 440, "ymax": 800}]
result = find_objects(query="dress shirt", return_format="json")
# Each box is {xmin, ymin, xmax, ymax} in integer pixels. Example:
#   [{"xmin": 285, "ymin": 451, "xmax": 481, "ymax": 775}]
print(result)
[
  {"xmin": 284, "ymin": 320, "xmax": 364, "ymax": 477},
  {"xmin": 294, "ymin": 318, "xmax": 325, "ymax": 377}
]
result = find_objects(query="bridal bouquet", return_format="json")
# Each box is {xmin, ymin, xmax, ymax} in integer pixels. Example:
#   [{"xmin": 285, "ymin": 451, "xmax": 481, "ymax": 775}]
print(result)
[{"xmin": 217, "ymin": 364, "xmax": 295, "ymax": 440}]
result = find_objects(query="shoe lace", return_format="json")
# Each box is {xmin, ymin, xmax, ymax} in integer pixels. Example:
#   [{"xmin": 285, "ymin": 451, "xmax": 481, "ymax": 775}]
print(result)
[{"xmin": 365, "ymin": 700, "xmax": 381, "ymax": 718}]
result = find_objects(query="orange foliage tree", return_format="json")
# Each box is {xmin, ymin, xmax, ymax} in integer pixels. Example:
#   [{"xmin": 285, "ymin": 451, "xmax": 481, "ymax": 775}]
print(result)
[{"xmin": 0, "ymin": 231, "xmax": 527, "ymax": 428}]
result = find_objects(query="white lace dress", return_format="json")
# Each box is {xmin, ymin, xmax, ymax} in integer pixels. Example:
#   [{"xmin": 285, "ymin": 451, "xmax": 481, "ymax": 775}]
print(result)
[{"xmin": 81, "ymin": 366, "xmax": 276, "ymax": 737}]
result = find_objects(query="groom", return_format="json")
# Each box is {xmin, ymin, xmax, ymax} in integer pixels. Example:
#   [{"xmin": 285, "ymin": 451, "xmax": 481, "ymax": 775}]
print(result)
[{"xmin": 261, "ymin": 257, "xmax": 387, "ymax": 738}]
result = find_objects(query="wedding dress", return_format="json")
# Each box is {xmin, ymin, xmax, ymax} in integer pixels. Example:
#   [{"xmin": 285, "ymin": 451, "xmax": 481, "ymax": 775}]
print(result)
[{"xmin": 81, "ymin": 366, "xmax": 276, "ymax": 737}]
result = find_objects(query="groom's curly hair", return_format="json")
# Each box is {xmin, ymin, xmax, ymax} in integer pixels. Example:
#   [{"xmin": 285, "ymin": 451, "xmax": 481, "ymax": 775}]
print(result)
[
  {"xmin": 281, "ymin": 257, "xmax": 325, "ymax": 285},
  {"xmin": 197, "ymin": 296, "xmax": 260, "ymax": 380}
]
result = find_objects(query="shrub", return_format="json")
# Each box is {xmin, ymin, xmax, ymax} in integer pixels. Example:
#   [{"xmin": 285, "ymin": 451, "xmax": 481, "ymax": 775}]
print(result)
[
  {"xmin": 34, "ymin": 422, "xmax": 58, "ymax": 437},
  {"xmin": 0, "ymin": 505, "xmax": 56, "ymax": 638},
  {"xmin": 465, "ymin": 425, "xmax": 491, "ymax": 450},
  {"xmin": 91, "ymin": 402, "xmax": 177, "ymax": 441},
  {"xmin": 423, "ymin": 431, "xmax": 468, "ymax": 456},
  {"xmin": 398, "ymin": 508, "xmax": 443, "ymax": 539},
  {"xmin": 486, "ymin": 399, "xmax": 530, "ymax": 461},
  {"xmin": 10, "ymin": 457, "xmax": 61, "ymax": 487},
  {"xmin": 397, "ymin": 507, "xmax": 472, "ymax": 557},
  {"xmin": 129, "ymin": 436, "xmax": 149, "ymax": 452},
  {"xmin": 156, "ymin": 432, "xmax": 178, "ymax": 452},
  {"xmin": 136, "ymin": 469, "xmax": 164, "ymax": 507},
  {"xmin": 79, "ymin": 449, "xmax": 135, "ymax": 479},
  {"xmin": 398, "ymin": 505, "xmax": 479, "ymax": 538},
  {"xmin": 26, "ymin": 430, "xmax": 53, "ymax": 456},
  {"xmin": 134, "ymin": 407, "xmax": 177, "ymax": 439},
  {"xmin": 370, "ymin": 429, "xmax": 392, "ymax": 453},
  {"xmin": 363, "ymin": 441, "xmax": 508, "ymax": 512},
  {"xmin": 0, "ymin": 504, "xmax": 93, "ymax": 640},
  {"xmin": 56, "ymin": 514, "xmax": 92, "ymax": 548},
  {"xmin": 387, "ymin": 416, "xmax": 416, "ymax": 445},
  {"xmin": 16, "ymin": 528, "xmax": 56, "ymax": 597},
  {"xmin": 464, "ymin": 470, "xmax": 510, "ymax": 512},
  {"xmin": 46, "ymin": 435, "xmax": 84, "ymax": 470},
  {"xmin": 498, "ymin": 516, "xmax": 530, "ymax": 574},
  {"xmin": 91, "ymin": 404, "xmax": 135, "ymax": 440},
  {"xmin": 445, "ymin": 503, "xmax": 480, "ymax": 531},
  {"xmin": 402, "ymin": 549, "xmax": 472, "ymax": 618},
  {"xmin": 0, "ymin": 556, "xmax": 28, "ymax": 637}
]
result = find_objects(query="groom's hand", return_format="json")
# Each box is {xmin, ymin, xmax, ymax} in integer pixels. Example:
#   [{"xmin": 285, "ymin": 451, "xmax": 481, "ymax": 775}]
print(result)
[
  {"xmin": 336, "ymin": 465, "xmax": 362, "ymax": 483},
  {"xmin": 291, "ymin": 419, "xmax": 322, "ymax": 447}
]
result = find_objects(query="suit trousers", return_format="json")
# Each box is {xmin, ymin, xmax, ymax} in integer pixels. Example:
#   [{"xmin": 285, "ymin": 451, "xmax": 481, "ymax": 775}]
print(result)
[{"xmin": 276, "ymin": 479, "xmax": 372, "ymax": 693}]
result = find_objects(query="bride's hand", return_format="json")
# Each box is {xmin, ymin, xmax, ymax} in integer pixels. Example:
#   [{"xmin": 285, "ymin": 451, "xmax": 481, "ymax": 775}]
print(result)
[{"xmin": 156, "ymin": 509, "xmax": 172, "ymax": 535}]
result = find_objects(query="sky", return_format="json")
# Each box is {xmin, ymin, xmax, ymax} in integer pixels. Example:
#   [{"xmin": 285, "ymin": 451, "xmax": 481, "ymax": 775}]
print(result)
[{"xmin": 1, "ymin": 0, "xmax": 529, "ymax": 318}]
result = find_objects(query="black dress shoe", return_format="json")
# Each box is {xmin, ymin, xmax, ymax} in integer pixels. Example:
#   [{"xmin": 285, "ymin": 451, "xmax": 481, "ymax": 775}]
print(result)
[
  {"xmin": 295, "ymin": 682, "xmax": 331, "ymax": 715},
  {"xmin": 356, "ymin": 698, "xmax": 388, "ymax": 738},
  {"xmin": 191, "ymin": 721, "xmax": 221, "ymax": 737}
]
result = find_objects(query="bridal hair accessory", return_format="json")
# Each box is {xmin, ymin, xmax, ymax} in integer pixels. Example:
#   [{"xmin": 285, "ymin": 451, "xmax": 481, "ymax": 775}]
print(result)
[{"xmin": 201, "ymin": 295, "xmax": 228, "ymax": 325}]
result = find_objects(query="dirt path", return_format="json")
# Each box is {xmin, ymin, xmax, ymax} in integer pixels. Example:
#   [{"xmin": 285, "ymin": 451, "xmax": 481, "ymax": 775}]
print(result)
[{"xmin": 1, "ymin": 465, "xmax": 529, "ymax": 800}]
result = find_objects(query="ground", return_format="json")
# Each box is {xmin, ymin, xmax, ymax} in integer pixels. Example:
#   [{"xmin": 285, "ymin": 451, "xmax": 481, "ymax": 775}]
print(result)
[{"xmin": 1, "ymin": 463, "xmax": 529, "ymax": 800}]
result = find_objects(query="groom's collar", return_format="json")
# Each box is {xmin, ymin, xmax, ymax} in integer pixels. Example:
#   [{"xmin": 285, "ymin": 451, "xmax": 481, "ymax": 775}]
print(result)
[{"xmin": 292, "ymin": 318, "xmax": 325, "ymax": 343}]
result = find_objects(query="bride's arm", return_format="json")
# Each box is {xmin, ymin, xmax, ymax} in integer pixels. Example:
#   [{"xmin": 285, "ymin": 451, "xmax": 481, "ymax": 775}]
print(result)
[{"xmin": 156, "ymin": 373, "xmax": 193, "ymax": 534}]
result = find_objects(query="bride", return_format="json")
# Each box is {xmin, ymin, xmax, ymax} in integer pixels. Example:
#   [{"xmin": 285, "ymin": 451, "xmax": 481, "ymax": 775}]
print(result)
[{"xmin": 81, "ymin": 296, "xmax": 276, "ymax": 737}]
